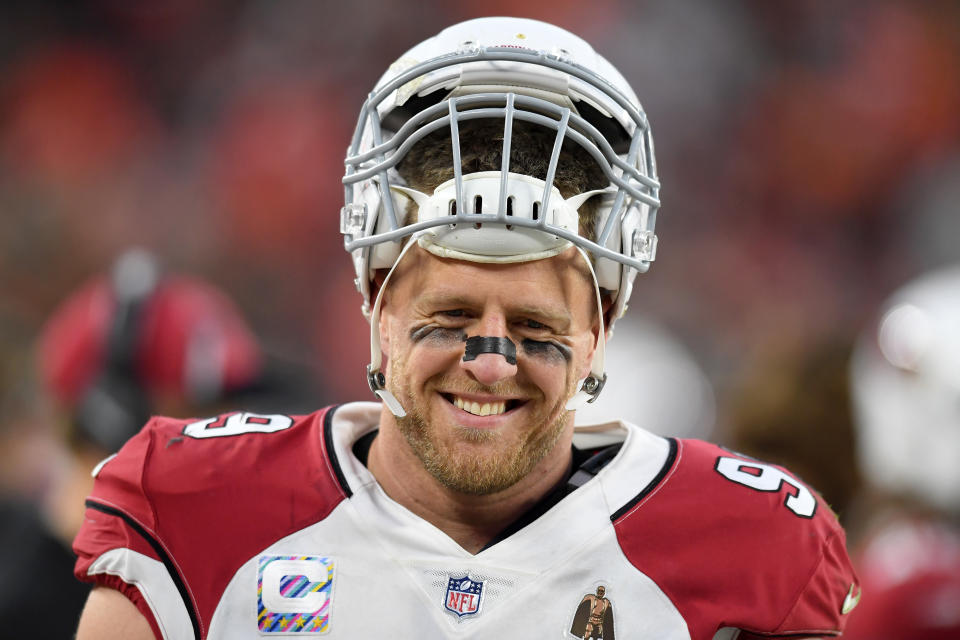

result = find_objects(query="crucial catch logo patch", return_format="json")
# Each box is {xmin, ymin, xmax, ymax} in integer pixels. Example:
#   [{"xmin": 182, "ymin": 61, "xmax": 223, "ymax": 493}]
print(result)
[{"xmin": 257, "ymin": 555, "xmax": 334, "ymax": 634}]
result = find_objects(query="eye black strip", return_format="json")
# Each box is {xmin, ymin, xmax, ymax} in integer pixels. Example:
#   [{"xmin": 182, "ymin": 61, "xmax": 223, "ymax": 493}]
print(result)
[
  {"xmin": 462, "ymin": 336, "xmax": 517, "ymax": 365},
  {"xmin": 84, "ymin": 499, "xmax": 201, "ymax": 640},
  {"xmin": 521, "ymin": 338, "xmax": 571, "ymax": 363}
]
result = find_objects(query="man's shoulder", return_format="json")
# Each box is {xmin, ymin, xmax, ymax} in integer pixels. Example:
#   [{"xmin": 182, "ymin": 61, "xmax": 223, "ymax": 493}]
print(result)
[
  {"xmin": 609, "ymin": 435, "xmax": 857, "ymax": 638},
  {"xmin": 86, "ymin": 407, "xmax": 347, "ymax": 529},
  {"xmin": 613, "ymin": 436, "xmax": 840, "ymax": 530},
  {"xmin": 74, "ymin": 405, "xmax": 360, "ymax": 634}
]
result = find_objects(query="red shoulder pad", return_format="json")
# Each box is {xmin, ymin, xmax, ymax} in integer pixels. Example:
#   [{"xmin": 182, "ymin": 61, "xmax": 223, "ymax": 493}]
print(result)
[
  {"xmin": 73, "ymin": 407, "xmax": 347, "ymax": 637},
  {"xmin": 614, "ymin": 438, "xmax": 859, "ymax": 639}
]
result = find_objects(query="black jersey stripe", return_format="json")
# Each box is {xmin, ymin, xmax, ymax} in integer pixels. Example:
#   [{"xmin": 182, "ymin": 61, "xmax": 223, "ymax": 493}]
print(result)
[
  {"xmin": 85, "ymin": 499, "xmax": 200, "ymax": 640},
  {"xmin": 322, "ymin": 404, "xmax": 352, "ymax": 498},
  {"xmin": 610, "ymin": 437, "xmax": 679, "ymax": 522}
]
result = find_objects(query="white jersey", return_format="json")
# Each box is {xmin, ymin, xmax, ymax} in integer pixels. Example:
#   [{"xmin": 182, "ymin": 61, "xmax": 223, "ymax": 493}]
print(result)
[{"xmin": 74, "ymin": 402, "xmax": 858, "ymax": 639}]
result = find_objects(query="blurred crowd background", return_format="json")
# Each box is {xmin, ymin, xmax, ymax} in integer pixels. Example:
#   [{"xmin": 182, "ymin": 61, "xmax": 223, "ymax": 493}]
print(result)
[{"xmin": 1, "ymin": 0, "xmax": 959, "ymax": 635}]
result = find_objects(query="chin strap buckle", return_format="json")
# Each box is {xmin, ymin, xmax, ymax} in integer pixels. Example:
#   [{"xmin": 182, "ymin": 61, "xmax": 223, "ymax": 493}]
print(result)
[
  {"xmin": 565, "ymin": 373, "xmax": 608, "ymax": 411},
  {"xmin": 366, "ymin": 365, "xmax": 387, "ymax": 393},
  {"xmin": 366, "ymin": 365, "xmax": 406, "ymax": 418},
  {"xmin": 582, "ymin": 373, "xmax": 607, "ymax": 403}
]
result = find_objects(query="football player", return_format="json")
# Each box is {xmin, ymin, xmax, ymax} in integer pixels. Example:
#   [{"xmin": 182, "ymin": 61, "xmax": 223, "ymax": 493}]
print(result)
[
  {"xmin": 0, "ymin": 248, "xmax": 265, "ymax": 638},
  {"xmin": 73, "ymin": 18, "xmax": 858, "ymax": 639}
]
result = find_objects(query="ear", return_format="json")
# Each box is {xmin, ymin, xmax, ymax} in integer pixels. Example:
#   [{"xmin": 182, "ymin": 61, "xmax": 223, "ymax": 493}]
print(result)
[
  {"xmin": 377, "ymin": 296, "xmax": 392, "ymax": 359},
  {"xmin": 578, "ymin": 318, "xmax": 601, "ymax": 382},
  {"xmin": 599, "ymin": 288, "xmax": 616, "ymax": 337},
  {"xmin": 577, "ymin": 351, "xmax": 594, "ymax": 382},
  {"xmin": 370, "ymin": 268, "xmax": 389, "ymax": 305}
]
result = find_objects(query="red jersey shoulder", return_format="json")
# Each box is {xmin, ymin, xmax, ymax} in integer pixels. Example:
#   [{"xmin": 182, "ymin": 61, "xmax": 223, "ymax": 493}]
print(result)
[
  {"xmin": 613, "ymin": 438, "xmax": 858, "ymax": 639},
  {"xmin": 88, "ymin": 407, "xmax": 349, "ymax": 540},
  {"xmin": 78, "ymin": 407, "xmax": 350, "ymax": 638},
  {"xmin": 678, "ymin": 438, "xmax": 835, "ymax": 526}
]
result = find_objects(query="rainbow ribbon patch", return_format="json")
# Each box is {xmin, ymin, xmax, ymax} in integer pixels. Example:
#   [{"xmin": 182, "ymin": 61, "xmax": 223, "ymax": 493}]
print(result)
[{"xmin": 257, "ymin": 555, "xmax": 334, "ymax": 634}]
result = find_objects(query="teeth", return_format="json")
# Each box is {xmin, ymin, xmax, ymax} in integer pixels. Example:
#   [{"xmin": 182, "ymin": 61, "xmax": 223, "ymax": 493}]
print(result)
[{"xmin": 452, "ymin": 396, "xmax": 507, "ymax": 416}]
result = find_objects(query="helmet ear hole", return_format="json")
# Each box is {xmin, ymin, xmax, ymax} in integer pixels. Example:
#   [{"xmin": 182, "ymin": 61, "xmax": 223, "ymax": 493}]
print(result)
[
  {"xmin": 369, "ymin": 269, "xmax": 390, "ymax": 306},
  {"xmin": 599, "ymin": 288, "xmax": 616, "ymax": 330}
]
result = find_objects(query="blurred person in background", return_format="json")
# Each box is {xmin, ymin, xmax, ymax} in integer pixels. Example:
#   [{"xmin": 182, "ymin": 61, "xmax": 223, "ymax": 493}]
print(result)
[
  {"xmin": 841, "ymin": 264, "xmax": 960, "ymax": 639},
  {"xmin": 0, "ymin": 248, "xmax": 305, "ymax": 638},
  {"xmin": 72, "ymin": 18, "xmax": 857, "ymax": 639},
  {"xmin": 0, "ymin": 347, "xmax": 89, "ymax": 639},
  {"xmin": 724, "ymin": 264, "xmax": 960, "ymax": 638}
]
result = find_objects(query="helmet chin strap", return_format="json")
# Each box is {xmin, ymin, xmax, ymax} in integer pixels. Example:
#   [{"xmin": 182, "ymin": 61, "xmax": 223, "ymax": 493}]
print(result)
[
  {"xmin": 565, "ymin": 247, "xmax": 608, "ymax": 411},
  {"xmin": 366, "ymin": 237, "xmax": 420, "ymax": 418},
  {"xmin": 366, "ymin": 242, "xmax": 608, "ymax": 418}
]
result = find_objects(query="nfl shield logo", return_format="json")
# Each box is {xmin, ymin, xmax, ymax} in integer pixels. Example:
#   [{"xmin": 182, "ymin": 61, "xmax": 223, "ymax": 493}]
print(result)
[{"xmin": 444, "ymin": 575, "xmax": 484, "ymax": 618}]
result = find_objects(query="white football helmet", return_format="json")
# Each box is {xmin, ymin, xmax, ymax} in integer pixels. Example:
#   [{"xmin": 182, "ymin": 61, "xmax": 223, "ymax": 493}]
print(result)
[
  {"xmin": 850, "ymin": 264, "xmax": 960, "ymax": 513},
  {"xmin": 341, "ymin": 17, "xmax": 660, "ymax": 415}
]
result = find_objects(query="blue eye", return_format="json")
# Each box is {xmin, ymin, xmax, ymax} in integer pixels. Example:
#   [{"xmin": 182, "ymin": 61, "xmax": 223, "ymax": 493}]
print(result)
[{"xmin": 525, "ymin": 319, "xmax": 547, "ymax": 330}]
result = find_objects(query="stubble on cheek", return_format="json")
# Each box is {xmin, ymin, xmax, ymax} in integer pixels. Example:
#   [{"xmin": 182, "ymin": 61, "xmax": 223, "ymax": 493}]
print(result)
[{"xmin": 387, "ymin": 344, "xmax": 579, "ymax": 495}]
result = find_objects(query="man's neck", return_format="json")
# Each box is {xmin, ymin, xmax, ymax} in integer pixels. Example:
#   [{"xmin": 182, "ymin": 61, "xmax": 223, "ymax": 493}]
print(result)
[{"xmin": 365, "ymin": 417, "xmax": 574, "ymax": 555}]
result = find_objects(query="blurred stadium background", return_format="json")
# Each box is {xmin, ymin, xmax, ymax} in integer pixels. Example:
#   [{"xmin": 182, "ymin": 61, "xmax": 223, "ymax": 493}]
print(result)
[
  {"xmin": 2, "ymin": 2, "xmax": 960, "ymax": 634},
  {"xmin": 2, "ymin": 0, "xmax": 959, "ymax": 496}
]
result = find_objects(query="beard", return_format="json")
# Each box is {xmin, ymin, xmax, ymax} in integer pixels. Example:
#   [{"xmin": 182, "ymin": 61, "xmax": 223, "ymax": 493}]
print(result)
[{"xmin": 391, "ymin": 372, "xmax": 574, "ymax": 495}]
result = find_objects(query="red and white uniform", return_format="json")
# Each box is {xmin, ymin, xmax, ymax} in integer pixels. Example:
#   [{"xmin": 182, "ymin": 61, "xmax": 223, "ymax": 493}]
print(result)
[{"xmin": 74, "ymin": 402, "xmax": 858, "ymax": 639}]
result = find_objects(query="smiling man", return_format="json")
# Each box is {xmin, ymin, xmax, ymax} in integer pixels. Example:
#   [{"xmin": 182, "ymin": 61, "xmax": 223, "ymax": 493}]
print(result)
[{"xmin": 73, "ymin": 17, "xmax": 859, "ymax": 640}]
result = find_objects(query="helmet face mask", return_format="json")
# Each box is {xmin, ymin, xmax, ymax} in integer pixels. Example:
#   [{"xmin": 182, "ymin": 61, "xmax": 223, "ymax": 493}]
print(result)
[
  {"xmin": 340, "ymin": 17, "xmax": 661, "ymax": 412},
  {"xmin": 342, "ymin": 18, "xmax": 660, "ymax": 318}
]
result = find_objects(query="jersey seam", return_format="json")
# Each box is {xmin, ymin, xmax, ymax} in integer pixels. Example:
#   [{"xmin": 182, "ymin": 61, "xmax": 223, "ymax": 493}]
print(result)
[
  {"xmin": 736, "ymin": 632, "xmax": 834, "ymax": 639},
  {"xmin": 92, "ymin": 565, "xmax": 172, "ymax": 640},
  {"xmin": 610, "ymin": 437, "xmax": 680, "ymax": 522},
  {"xmin": 319, "ymin": 405, "xmax": 352, "ymax": 498},
  {"xmin": 85, "ymin": 499, "xmax": 201, "ymax": 639},
  {"xmin": 142, "ymin": 417, "xmax": 205, "ymax": 639},
  {"xmin": 740, "ymin": 527, "xmax": 843, "ymax": 638}
]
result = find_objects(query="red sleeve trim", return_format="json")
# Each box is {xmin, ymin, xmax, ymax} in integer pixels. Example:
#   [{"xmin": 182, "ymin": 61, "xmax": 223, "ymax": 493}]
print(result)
[
  {"xmin": 92, "ymin": 575, "xmax": 163, "ymax": 640},
  {"xmin": 83, "ymin": 500, "xmax": 201, "ymax": 638}
]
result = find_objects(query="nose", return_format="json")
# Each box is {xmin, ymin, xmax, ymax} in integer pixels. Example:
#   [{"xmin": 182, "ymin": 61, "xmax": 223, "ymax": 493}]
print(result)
[
  {"xmin": 460, "ymin": 320, "xmax": 519, "ymax": 385},
  {"xmin": 461, "ymin": 350, "xmax": 519, "ymax": 386}
]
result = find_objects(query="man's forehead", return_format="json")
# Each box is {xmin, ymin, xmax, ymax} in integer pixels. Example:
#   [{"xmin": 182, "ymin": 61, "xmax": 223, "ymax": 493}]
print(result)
[
  {"xmin": 415, "ymin": 287, "xmax": 572, "ymax": 322},
  {"xmin": 381, "ymin": 246, "xmax": 597, "ymax": 325},
  {"xmin": 400, "ymin": 244, "xmax": 595, "ymax": 286}
]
